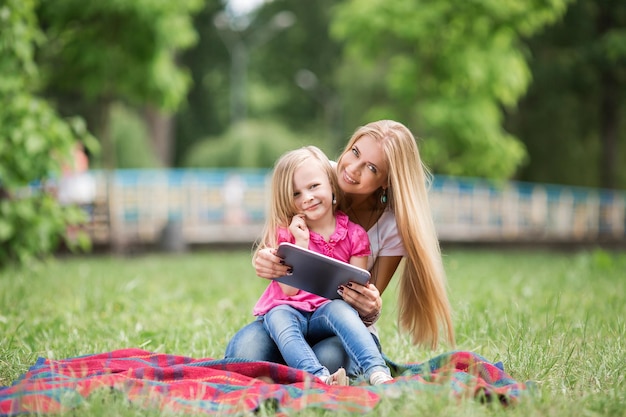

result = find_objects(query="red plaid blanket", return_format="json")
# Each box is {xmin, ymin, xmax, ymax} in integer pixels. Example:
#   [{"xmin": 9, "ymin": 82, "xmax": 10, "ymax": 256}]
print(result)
[{"xmin": 0, "ymin": 349, "xmax": 533, "ymax": 415}]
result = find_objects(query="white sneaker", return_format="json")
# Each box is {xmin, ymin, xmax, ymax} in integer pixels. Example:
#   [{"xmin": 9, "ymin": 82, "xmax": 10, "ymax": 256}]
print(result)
[
  {"xmin": 369, "ymin": 371, "xmax": 393, "ymax": 385},
  {"xmin": 323, "ymin": 368, "xmax": 349, "ymax": 386}
]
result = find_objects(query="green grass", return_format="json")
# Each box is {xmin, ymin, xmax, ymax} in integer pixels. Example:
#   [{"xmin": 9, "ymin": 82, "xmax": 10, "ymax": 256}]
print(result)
[{"xmin": 1, "ymin": 247, "xmax": 625, "ymax": 416}]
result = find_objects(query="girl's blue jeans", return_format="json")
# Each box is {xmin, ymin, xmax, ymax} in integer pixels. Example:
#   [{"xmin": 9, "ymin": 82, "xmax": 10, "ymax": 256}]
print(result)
[
  {"xmin": 225, "ymin": 316, "xmax": 354, "ymax": 374},
  {"xmin": 226, "ymin": 299, "xmax": 387, "ymax": 380}
]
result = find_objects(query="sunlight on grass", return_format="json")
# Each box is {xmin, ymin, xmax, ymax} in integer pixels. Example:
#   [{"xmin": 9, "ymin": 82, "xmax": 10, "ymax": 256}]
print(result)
[{"xmin": 1, "ymin": 247, "xmax": 625, "ymax": 416}]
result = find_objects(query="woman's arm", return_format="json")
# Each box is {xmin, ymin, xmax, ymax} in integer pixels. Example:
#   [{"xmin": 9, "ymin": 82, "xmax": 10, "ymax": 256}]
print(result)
[
  {"xmin": 253, "ymin": 247, "xmax": 291, "ymax": 279},
  {"xmin": 254, "ymin": 247, "xmax": 297, "ymax": 295},
  {"xmin": 370, "ymin": 255, "xmax": 403, "ymax": 294}
]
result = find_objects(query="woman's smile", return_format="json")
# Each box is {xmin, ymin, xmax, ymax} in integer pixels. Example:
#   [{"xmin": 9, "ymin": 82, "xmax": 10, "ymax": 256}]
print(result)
[{"xmin": 341, "ymin": 170, "xmax": 358, "ymax": 185}]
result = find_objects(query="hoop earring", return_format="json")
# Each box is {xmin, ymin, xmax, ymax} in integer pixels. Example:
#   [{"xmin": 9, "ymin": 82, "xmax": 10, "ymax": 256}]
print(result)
[{"xmin": 380, "ymin": 189, "xmax": 388, "ymax": 204}]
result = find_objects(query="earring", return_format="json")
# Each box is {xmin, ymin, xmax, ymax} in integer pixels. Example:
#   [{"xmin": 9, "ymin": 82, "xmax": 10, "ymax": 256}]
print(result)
[
  {"xmin": 380, "ymin": 189, "xmax": 388, "ymax": 204},
  {"xmin": 332, "ymin": 194, "xmax": 337, "ymax": 205}
]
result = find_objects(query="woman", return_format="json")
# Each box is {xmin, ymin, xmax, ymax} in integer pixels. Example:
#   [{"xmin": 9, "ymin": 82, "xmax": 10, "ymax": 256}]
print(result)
[{"xmin": 225, "ymin": 120, "xmax": 455, "ymax": 375}]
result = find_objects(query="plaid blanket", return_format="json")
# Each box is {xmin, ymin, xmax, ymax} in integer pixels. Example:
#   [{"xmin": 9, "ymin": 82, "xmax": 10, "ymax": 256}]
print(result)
[{"xmin": 0, "ymin": 349, "xmax": 533, "ymax": 416}]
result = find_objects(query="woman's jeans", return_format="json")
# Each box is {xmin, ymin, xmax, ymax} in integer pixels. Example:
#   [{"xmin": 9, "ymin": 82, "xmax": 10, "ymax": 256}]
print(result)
[{"xmin": 225, "ymin": 299, "xmax": 384, "ymax": 379}]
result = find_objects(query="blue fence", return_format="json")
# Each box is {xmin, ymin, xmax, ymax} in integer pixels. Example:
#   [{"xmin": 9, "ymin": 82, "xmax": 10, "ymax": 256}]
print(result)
[
  {"xmin": 430, "ymin": 176, "xmax": 625, "ymax": 242},
  {"xmin": 69, "ymin": 169, "xmax": 625, "ymax": 247}
]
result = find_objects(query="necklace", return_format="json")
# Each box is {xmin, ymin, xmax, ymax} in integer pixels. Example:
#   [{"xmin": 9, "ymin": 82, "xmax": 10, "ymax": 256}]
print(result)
[
  {"xmin": 347, "ymin": 203, "xmax": 383, "ymax": 233},
  {"xmin": 347, "ymin": 203, "xmax": 383, "ymax": 287}
]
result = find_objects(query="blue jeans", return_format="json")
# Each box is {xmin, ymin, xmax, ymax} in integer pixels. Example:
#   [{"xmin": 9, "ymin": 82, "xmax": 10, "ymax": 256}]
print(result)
[
  {"xmin": 260, "ymin": 300, "xmax": 389, "ymax": 380},
  {"xmin": 225, "ymin": 317, "xmax": 355, "ymax": 374}
]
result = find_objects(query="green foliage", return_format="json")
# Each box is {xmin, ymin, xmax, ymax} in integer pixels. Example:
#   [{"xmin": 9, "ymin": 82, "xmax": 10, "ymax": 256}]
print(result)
[
  {"xmin": 0, "ymin": 0, "xmax": 96, "ymax": 268},
  {"xmin": 0, "ymin": 193, "xmax": 91, "ymax": 267},
  {"xmin": 174, "ymin": 0, "xmax": 345, "ymax": 165},
  {"xmin": 182, "ymin": 119, "xmax": 324, "ymax": 168},
  {"xmin": 173, "ymin": 0, "xmax": 230, "ymax": 165},
  {"xmin": 331, "ymin": 0, "xmax": 572, "ymax": 179},
  {"xmin": 37, "ymin": 0, "xmax": 203, "ymax": 110},
  {"xmin": 505, "ymin": 0, "xmax": 626, "ymax": 189},
  {"xmin": 35, "ymin": 0, "xmax": 204, "ymax": 170},
  {"xmin": 250, "ymin": 0, "xmax": 345, "ymax": 141},
  {"xmin": 0, "ymin": 0, "xmax": 41, "ymax": 92}
]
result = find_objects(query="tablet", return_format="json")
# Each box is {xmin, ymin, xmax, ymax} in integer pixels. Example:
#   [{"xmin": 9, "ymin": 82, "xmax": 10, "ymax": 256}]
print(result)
[{"xmin": 274, "ymin": 242, "xmax": 371, "ymax": 300}]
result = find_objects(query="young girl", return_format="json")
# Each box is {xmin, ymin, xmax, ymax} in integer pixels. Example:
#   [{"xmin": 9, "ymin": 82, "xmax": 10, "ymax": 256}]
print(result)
[{"xmin": 252, "ymin": 146, "xmax": 393, "ymax": 386}]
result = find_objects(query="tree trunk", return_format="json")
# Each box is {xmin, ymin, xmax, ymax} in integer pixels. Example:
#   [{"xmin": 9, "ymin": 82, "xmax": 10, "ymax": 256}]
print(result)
[
  {"xmin": 143, "ymin": 106, "xmax": 174, "ymax": 167},
  {"xmin": 96, "ymin": 99, "xmax": 115, "ymax": 170}
]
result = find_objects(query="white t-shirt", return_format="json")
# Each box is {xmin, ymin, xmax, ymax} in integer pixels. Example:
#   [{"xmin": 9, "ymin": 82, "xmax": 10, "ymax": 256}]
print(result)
[{"xmin": 366, "ymin": 208, "xmax": 406, "ymax": 272}]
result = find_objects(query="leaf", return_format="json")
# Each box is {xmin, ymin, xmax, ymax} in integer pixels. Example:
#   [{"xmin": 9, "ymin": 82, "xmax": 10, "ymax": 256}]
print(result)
[{"xmin": 0, "ymin": 219, "xmax": 14, "ymax": 241}]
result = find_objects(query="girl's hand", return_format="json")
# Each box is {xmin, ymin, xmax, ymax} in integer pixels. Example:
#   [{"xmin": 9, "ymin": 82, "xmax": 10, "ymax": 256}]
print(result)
[
  {"xmin": 288, "ymin": 214, "xmax": 310, "ymax": 247},
  {"xmin": 254, "ymin": 247, "xmax": 290, "ymax": 279},
  {"xmin": 338, "ymin": 281, "xmax": 382, "ymax": 319}
]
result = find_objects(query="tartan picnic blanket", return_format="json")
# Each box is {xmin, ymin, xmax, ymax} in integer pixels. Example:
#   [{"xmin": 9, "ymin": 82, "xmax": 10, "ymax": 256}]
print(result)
[{"xmin": 0, "ymin": 348, "xmax": 534, "ymax": 416}]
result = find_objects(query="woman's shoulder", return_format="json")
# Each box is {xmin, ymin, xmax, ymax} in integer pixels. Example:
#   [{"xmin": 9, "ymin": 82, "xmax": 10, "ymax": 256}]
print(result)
[
  {"xmin": 377, "ymin": 208, "xmax": 398, "ymax": 231},
  {"xmin": 370, "ymin": 208, "xmax": 404, "ymax": 251}
]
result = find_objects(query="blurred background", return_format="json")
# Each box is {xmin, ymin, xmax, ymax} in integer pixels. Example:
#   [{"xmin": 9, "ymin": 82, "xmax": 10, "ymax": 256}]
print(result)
[{"xmin": 1, "ymin": 0, "xmax": 625, "ymax": 263}]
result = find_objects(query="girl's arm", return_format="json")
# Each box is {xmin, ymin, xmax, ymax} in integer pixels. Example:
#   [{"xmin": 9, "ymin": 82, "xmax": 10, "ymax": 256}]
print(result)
[
  {"xmin": 348, "ymin": 255, "xmax": 368, "ymax": 271},
  {"xmin": 288, "ymin": 214, "xmax": 310, "ymax": 248},
  {"xmin": 277, "ymin": 215, "xmax": 309, "ymax": 296}
]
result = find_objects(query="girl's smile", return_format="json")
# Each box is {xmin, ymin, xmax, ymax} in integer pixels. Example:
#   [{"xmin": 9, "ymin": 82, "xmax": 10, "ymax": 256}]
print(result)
[{"xmin": 292, "ymin": 164, "xmax": 334, "ymax": 227}]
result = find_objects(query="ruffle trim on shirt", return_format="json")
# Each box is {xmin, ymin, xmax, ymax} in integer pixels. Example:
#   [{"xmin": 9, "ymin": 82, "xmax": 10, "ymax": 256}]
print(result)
[
  {"xmin": 309, "ymin": 210, "xmax": 349, "ymax": 245},
  {"xmin": 308, "ymin": 211, "xmax": 351, "ymax": 258}
]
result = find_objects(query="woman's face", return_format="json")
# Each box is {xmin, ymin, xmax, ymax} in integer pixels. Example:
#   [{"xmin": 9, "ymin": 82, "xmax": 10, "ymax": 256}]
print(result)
[{"xmin": 336, "ymin": 135, "xmax": 389, "ymax": 197}]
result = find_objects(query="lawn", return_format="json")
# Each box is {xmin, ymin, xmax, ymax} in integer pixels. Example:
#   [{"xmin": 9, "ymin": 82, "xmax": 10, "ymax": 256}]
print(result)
[{"xmin": 1, "ymin": 246, "xmax": 625, "ymax": 416}]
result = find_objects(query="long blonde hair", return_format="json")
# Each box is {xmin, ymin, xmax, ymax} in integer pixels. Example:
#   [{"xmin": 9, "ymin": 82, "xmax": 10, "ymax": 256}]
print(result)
[
  {"xmin": 340, "ymin": 120, "xmax": 455, "ymax": 349},
  {"xmin": 254, "ymin": 146, "xmax": 341, "ymax": 255}
]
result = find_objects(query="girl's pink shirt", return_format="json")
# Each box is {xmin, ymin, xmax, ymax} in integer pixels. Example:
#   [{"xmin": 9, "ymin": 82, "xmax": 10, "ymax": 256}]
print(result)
[{"xmin": 253, "ymin": 211, "xmax": 370, "ymax": 316}]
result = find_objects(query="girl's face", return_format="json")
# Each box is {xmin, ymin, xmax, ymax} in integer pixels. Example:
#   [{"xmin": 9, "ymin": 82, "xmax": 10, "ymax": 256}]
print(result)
[
  {"xmin": 292, "ymin": 162, "xmax": 334, "ymax": 223},
  {"xmin": 337, "ymin": 135, "xmax": 389, "ymax": 197}
]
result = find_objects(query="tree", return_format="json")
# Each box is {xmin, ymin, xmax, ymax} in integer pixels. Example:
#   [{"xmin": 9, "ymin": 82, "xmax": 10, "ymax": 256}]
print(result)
[
  {"xmin": 331, "ymin": 0, "xmax": 572, "ymax": 179},
  {"xmin": 251, "ymin": 0, "xmax": 345, "ymax": 151},
  {"xmin": 174, "ymin": 0, "xmax": 346, "ymax": 165},
  {"xmin": 37, "ymin": 0, "xmax": 203, "ymax": 168},
  {"xmin": 0, "ymin": 0, "xmax": 96, "ymax": 267},
  {"xmin": 173, "ymin": 0, "xmax": 238, "ymax": 166},
  {"xmin": 506, "ymin": 0, "xmax": 626, "ymax": 189}
]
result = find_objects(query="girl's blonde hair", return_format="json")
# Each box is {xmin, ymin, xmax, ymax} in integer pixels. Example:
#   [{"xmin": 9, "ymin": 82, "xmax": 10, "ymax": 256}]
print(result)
[
  {"xmin": 340, "ymin": 120, "xmax": 455, "ymax": 349},
  {"xmin": 254, "ymin": 146, "xmax": 341, "ymax": 255}
]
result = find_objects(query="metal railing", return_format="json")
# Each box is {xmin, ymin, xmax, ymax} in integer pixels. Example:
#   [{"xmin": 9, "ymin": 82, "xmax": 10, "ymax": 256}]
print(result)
[
  {"xmin": 69, "ymin": 169, "xmax": 625, "ymax": 247},
  {"xmin": 430, "ymin": 176, "xmax": 625, "ymax": 242}
]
